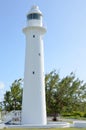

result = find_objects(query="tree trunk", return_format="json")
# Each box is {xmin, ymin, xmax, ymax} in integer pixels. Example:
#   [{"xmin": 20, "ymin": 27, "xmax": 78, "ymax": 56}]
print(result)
[{"xmin": 52, "ymin": 113, "xmax": 58, "ymax": 121}]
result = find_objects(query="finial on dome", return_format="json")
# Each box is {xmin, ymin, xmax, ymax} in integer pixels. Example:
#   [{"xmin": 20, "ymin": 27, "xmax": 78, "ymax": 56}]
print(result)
[
  {"xmin": 31, "ymin": 5, "xmax": 39, "ymax": 10},
  {"xmin": 28, "ymin": 5, "xmax": 42, "ymax": 15}
]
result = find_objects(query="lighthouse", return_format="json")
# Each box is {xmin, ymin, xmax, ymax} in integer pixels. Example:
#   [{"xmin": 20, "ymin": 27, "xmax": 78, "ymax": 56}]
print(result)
[{"xmin": 22, "ymin": 6, "xmax": 47, "ymax": 125}]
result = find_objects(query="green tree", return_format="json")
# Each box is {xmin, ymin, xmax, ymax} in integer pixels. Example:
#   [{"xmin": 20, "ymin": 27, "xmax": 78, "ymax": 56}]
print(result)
[
  {"xmin": 3, "ymin": 79, "xmax": 23, "ymax": 111},
  {"xmin": 45, "ymin": 71, "xmax": 86, "ymax": 120},
  {"xmin": 0, "ymin": 102, "xmax": 3, "ymax": 111},
  {"xmin": 4, "ymin": 91, "xmax": 12, "ymax": 111},
  {"xmin": 45, "ymin": 70, "xmax": 60, "ymax": 120}
]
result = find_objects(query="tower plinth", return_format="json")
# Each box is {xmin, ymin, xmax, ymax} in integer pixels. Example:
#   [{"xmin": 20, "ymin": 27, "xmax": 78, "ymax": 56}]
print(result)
[{"xmin": 22, "ymin": 5, "xmax": 47, "ymax": 125}]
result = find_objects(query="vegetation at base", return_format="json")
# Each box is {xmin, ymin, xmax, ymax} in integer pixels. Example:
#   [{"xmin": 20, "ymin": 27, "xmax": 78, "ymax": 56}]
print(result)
[
  {"xmin": 62, "ymin": 111, "xmax": 86, "ymax": 119},
  {"xmin": 0, "ymin": 70, "xmax": 86, "ymax": 121}
]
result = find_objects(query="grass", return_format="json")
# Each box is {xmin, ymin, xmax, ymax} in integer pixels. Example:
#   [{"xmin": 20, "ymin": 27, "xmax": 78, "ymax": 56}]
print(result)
[{"xmin": 3, "ymin": 128, "xmax": 86, "ymax": 130}]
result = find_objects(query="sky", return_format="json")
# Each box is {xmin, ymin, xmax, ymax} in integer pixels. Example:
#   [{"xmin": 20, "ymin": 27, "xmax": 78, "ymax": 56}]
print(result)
[{"xmin": 0, "ymin": 0, "xmax": 86, "ymax": 101}]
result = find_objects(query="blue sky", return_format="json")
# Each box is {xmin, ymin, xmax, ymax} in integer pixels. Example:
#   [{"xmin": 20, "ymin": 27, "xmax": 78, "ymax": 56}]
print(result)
[{"xmin": 0, "ymin": 0, "xmax": 86, "ymax": 101}]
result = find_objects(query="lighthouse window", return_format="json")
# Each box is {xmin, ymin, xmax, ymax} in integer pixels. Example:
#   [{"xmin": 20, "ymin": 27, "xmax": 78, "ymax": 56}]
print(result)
[
  {"xmin": 33, "ymin": 35, "xmax": 35, "ymax": 38},
  {"xmin": 27, "ymin": 13, "xmax": 41, "ymax": 20},
  {"xmin": 32, "ymin": 71, "xmax": 35, "ymax": 74},
  {"xmin": 38, "ymin": 53, "xmax": 41, "ymax": 56}
]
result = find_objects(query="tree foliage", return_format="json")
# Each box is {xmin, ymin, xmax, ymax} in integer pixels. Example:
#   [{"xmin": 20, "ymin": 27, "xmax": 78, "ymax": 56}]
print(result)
[
  {"xmin": 45, "ymin": 70, "xmax": 86, "ymax": 120},
  {"xmin": 3, "ymin": 79, "xmax": 23, "ymax": 111}
]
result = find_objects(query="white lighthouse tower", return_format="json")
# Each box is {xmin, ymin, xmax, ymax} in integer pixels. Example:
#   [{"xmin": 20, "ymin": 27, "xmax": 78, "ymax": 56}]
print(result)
[{"xmin": 22, "ymin": 6, "xmax": 47, "ymax": 125}]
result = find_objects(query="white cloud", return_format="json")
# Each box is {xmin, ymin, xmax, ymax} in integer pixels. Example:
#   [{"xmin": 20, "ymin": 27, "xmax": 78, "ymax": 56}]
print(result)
[
  {"xmin": 0, "ymin": 82, "xmax": 5, "ymax": 101},
  {"xmin": 0, "ymin": 82, "xmax": 4, "ymax": 89}
]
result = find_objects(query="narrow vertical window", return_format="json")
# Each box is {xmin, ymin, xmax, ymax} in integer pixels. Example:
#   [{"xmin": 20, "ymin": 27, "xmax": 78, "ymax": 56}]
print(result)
[
  {"xmin": 33, "ymin": 35, "xmax": 35, "ymax": 38},
  {"xmin": 32, "ymin": 71, "xmax": 35, "ymax": 74},
  {"xmin": 38, "ymin": 53, "xmax": 41, "ymax": 56}
]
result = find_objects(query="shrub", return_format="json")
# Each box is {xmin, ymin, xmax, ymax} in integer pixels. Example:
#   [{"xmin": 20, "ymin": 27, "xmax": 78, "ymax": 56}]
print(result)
[
  {"xmin": 62, "ymin": 111, "xmax": 84, "ymax": 118},
  {"xmin": 72, "ymin": 111, "xmax": 83, "ymax": 117},
  {"xmin": 83, "ymin": 113, "xmax": 86, "ymax": 117}
]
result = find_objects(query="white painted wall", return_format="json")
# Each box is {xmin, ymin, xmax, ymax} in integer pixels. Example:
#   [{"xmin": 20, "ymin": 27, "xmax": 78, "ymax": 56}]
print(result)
[{"xmin": 22, "ymin": 6, "xmax": 47, "ymax": 125}]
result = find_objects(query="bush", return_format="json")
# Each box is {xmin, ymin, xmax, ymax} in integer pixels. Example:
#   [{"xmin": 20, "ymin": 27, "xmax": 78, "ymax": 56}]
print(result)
[
  {"xmin": 62, "ymin": 111, "xmax": 84, "ymax": 118},
  {"xmin": 72, "ymin": 111, "xmax": 81, "ymax": 117},
  {"xmin": 83, "ymin": 113, "xmax": 86, "ymax": 117},
  {"xmin": 61, "ymin": 113, "xmax": 72, "ymax": 117}
]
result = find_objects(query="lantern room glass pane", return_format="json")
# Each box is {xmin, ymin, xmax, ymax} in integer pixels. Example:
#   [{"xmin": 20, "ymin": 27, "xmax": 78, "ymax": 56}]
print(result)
[{"xmin": 27, "ymin": 13, "xmax": 41, "ymax": 20}]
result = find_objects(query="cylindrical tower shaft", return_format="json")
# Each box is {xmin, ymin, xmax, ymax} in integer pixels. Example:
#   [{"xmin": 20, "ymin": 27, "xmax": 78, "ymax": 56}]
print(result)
[{"xmin": 22, "ymin": 6, "xmax": 47, "ymax": 125}]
